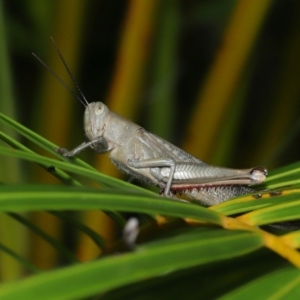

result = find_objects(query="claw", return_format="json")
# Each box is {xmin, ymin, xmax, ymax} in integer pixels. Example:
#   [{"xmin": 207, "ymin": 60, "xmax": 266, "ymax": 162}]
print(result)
[{"xmin": 56, "ymin": 147, "xmax": 73, "ymax": 157}]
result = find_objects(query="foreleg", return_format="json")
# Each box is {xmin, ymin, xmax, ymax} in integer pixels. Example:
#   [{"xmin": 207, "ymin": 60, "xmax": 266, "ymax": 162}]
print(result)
[{"xmin": 57, "ymin": 136, "xmax": 108, "ymax": 157}]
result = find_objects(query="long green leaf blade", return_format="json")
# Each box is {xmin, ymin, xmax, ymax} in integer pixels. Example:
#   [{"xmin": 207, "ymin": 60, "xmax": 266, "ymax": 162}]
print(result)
[
  {"xmin": 0, "ymin": 229, "xmax": 263, "ymax": 299},
  {"xmin": 220, "ymin": 268, "xmax": 300, "ymax": 300},
  {"xmin": 0, "ymin": 185, "xmax": 222, "ymax": 225}
]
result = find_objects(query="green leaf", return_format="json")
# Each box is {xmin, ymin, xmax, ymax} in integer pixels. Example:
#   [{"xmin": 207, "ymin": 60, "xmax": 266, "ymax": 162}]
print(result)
[
  {"xmin": 211, "ymin": 189, "xmax": 300, "ymax": 215},
  {"xmin": 0, "ymin": 146, "xmax": 152, "ymax": 193},
  {"xmin": 220, "ymin": 268, "xmax": 300, "ymax": 300},
  {"xmin": 0, "ymin": 229, "xmax": 263, "ymax": 300},
  {"xmin": 0, "ymin": 185, "xmax": 222, "ymax": 225},
  {"xmin": 102, "ymin": 249, "xmax": 289, "ymax": 299},
  {"xmin": 239, "ymin": 195, "xmax": 300, "ymax": 226}
]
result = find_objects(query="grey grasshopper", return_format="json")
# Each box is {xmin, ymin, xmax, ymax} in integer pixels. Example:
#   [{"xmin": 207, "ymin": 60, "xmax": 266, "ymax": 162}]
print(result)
[
  {"xmin": 58, "ymin": 101, "xmax": 267, "ymax": 206},
  {"xmin": 34, "ymin": 40, "xmax": 267, "ymax": 206}
]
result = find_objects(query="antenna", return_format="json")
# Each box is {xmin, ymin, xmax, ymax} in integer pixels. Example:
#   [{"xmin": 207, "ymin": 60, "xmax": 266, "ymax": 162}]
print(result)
[
  {"xmin": 32, "ymin": 38, "xmax": 89, "ymax": 107},
  {"xmin": 50, "ymin": 37, "xmax": 89, "ymax": 107}
]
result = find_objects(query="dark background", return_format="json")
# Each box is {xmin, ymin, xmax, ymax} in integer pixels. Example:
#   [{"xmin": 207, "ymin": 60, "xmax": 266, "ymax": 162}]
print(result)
[{"xmin": 2, "ymin": 0, "xmax": 300, "ymax": 175}]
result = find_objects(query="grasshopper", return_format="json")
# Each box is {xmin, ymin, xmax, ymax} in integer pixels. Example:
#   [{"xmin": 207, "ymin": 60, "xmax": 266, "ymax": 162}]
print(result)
[
  {"xmin": 57, "ymin": 101, "xmax": 267, "ymax": 205},
  {"xmin": 34, "ymin": 39, "xmax": 267, "ymax": 206}
]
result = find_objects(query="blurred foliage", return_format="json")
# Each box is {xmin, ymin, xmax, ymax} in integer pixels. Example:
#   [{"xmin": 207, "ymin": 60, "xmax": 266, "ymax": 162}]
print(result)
[
  {"xmin": 1, "ymin": 0, "xmax": 300, "ymax": 298},
  {"xmin": 5, "ymin": 0, "xmax": 300, "ymax": 168}
]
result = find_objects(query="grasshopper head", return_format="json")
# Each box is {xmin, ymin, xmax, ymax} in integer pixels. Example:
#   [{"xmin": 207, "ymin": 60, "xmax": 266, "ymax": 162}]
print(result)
[{"xmin": 84, "ymin": 102, "xmax": 109, "ymax": 141}]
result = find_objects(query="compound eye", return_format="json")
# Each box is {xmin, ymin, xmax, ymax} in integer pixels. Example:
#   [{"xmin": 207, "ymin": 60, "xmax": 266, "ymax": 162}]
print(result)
[{"xmin": 95, "ymin": 102, "xmax": 105, "ymax": 115}]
